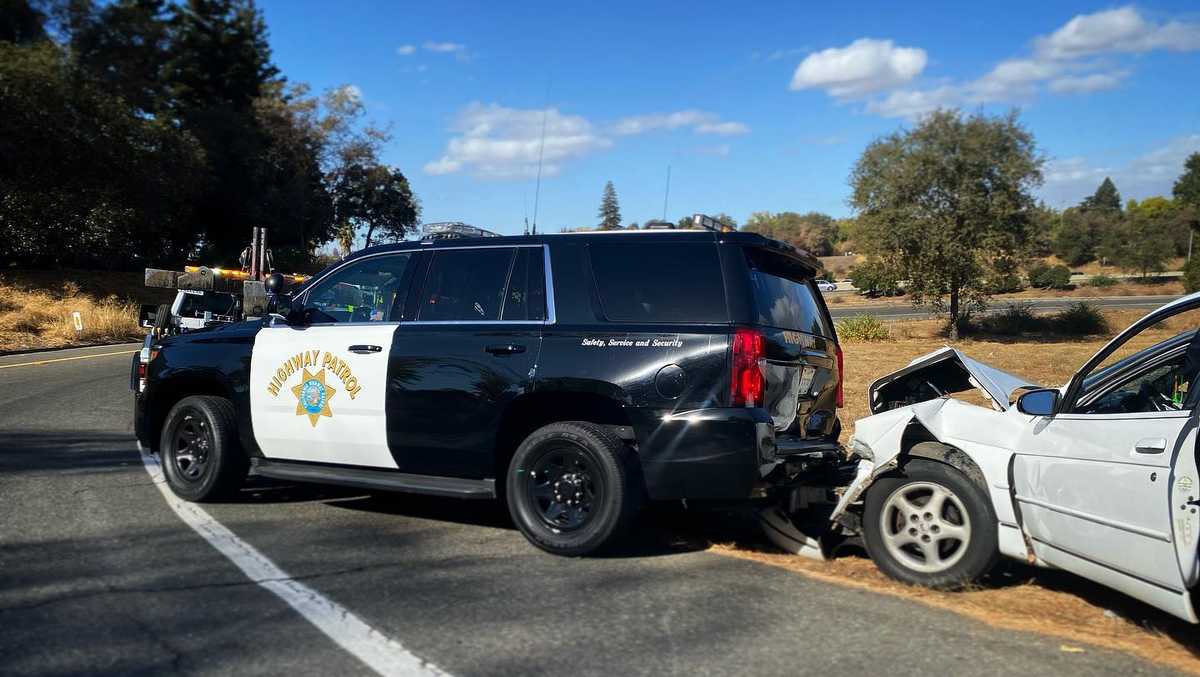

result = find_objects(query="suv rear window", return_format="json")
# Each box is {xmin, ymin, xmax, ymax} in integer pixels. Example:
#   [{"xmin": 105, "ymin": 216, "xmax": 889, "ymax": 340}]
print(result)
[
  {"xmin": 588, "ymin": 242, "xmax": 726, "ymax": 323},
  {"xmin": 745, "ymin": 248, "xmax": 830, "ymax": 338}
]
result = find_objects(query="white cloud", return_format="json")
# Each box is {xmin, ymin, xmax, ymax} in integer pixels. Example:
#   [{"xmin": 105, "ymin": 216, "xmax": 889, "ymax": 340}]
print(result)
[
  {"xmin": 425, "ymin": 105, "xmax": 749, "ymax": 180},
  {"xmin": 423, "ymin": 103, "xmax": 611, "ymax": 180},
  {"xmin": 790, "ymin": 38, "xmax": 927, "ymax": 97},
  {"xmin": 970, "ymin": 58, "xmax": 1061, "ymax": 101},
  {"xmin": 843, "ymin": 7, "xmax": 1197, "ymax": 119},
  {"xmin": 692, "ymin": 144, "xmax": 731, "ymax": 157},
  {"xmin": 423, "ymin": 41, "xmax": 465, "ymax": 53},
  {"xmin": 866, "ymin": 86, "xmax": 962, "ymax": 118},
  {"xmin": 695, "ymin": 121, "xmax": 749, "ymax": 136},
  {"xmin": 1048, "ymin": 71, "xmax": 1128, "ymax": 93},
  {"xmin": 1040, "ymin": 134, "xmax": 1200, "ymax": 206},
  {"xmin": 611, "ymin": 110, "xmax": 749, "ymax": 136},
  {"xmin": 396, "ymin": 44, "xmax": 416, "ymax": 56},
  {"xmin": 1035, "ymin": 6, "xmax": 1200, "ymax": 59}
]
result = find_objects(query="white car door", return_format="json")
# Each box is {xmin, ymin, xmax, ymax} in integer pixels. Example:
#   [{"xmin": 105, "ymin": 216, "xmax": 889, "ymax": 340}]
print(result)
[
  {"xmin": 1013, "ymin": 298, "xmax": 1200, "ymax": 622},
  {"xmin": 250, "ymin": 251, "xmax": 414, "ymax": 469}
]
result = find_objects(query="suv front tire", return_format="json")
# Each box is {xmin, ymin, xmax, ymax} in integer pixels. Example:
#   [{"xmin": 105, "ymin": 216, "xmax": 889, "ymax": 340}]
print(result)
[
  {"xmin": 506, "ymin": 422, "xmax": 640, "ymax": 556},
  {"xmin": 160, "ymin": 396, "xmax": 249, "ymax": 502}
]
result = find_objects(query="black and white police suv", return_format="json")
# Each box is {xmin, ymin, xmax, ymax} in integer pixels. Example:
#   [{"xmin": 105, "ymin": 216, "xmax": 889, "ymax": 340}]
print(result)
[{"xmin": 133, "ymin": 226, "xmax": 845, "ymax": 555}]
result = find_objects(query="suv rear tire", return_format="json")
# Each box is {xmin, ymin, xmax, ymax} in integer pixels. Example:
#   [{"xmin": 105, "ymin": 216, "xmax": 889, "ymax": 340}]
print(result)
[
  {"xmin": 160, "ymin": 396, "xmax": 248, "ymax": 502},
  {"xmin": 862, "ymin": 458, "xmax": 998, "ymax": 589},
  {"xmin": 506, "ymin": 421, "xmax": 640, "ymax": 556}
]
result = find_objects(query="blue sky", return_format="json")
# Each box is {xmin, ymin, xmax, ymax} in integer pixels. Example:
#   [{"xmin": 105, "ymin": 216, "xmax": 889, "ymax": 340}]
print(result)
[{"xmin": 258, "ymin": 1, "xmax": 1200, "ymax": 235}]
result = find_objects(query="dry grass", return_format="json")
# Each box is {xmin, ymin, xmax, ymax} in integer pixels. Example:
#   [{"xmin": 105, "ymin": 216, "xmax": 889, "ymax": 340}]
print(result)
[
  {"xmin": 1045, "ymin": 256, "xmax": 1187, "ymax": 276},
  {"xmin": 818, "ymin": 254, "xmax": 864, "ymax": 280},
  {"xmin": 825, "ymin": 279, "xmax": 1182, "ymax": 309},
  {"xmin": 704, "ymin": 310, "xmax": 1200, "ymax": 673},
  {"xmin": 0, "ymin": 277, "xmax": 144, "ymax": 352}
]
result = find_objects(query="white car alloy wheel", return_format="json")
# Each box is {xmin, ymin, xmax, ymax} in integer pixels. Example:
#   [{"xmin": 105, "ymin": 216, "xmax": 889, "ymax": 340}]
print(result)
[{"xmin": 878, "ymin": 480, "xmax": 971, "ymax": 574}]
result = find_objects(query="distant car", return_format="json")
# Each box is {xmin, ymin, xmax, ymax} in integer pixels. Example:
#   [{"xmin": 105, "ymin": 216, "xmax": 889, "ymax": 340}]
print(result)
[
  {"xmin": 816, "ymin": 280, "xmax": 837, "ymax": 293},
  {"xmin": 834, "ymin": 294, "xmax": 1200, "ymax": 623}
]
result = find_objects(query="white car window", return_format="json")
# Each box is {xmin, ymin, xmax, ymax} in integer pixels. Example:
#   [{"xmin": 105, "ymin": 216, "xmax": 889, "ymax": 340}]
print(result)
[{"xmin": 1079, "ymin": 354, "xmax": 1195, "ymax": 414}]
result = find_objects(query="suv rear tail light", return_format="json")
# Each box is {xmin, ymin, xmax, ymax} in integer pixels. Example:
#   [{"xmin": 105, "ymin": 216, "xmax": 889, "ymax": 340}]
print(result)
[
  {"xmin": 731, "ymin": 328, "xmax": 765, "ymax": 407},
  {"xmin": 835, "ymin": 343, "xmax": 844, "ymax": 409}
]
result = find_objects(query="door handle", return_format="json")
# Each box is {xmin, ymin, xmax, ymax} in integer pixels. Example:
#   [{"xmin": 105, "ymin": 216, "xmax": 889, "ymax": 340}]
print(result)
[
  {"xmin": 1134, "ymin": 437, "xmax": 1167, "ymax": 454},
  {"xmin": 348, "ymin": 344, "xmax": 382, "ymax": 354},
  {"xmin": 486, "ymin": 344, "xmax": 526, "ymax": 356}
]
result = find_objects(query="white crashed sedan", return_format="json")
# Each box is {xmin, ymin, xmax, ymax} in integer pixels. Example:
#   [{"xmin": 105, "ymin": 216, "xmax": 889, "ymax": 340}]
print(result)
[{"xmin": 834, "ymin": 294, "xmax": 1200, "ymax": 622}]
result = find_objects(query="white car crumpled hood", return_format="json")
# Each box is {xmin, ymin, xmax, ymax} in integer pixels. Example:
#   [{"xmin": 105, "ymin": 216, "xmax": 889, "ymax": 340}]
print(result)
[
  {"xmin": 832, "ymin": 348, "xmax": 1042, "ymax": 521},
  {"xmin": 867, "ymin": 346, "xmax": 1040, "ymax": 414}
]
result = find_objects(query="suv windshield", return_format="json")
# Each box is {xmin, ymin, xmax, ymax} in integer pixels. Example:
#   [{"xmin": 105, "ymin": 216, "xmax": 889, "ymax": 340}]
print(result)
[{"xmin": 745, "ymin": 248, "xmax": 830, "ymax": 338}]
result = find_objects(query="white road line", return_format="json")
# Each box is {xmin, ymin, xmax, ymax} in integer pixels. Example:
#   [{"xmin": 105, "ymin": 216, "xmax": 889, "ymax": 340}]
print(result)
[{"xmin": 137, "ymin": 443, "xmax": 447, "ymax": 677}]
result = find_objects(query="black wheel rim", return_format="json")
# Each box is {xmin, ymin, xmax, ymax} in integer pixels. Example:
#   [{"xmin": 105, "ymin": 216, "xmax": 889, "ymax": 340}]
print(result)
[
  {"xmin": 525, "ymin": 444, "xmax": 602, "ymax": 532},
  {"xmin": 172, "ymin": 411, "xmax": 212, "ymax": 482}
]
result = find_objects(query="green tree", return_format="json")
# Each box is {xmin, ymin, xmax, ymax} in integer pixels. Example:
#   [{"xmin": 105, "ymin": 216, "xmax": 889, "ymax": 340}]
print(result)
[
  {"xmin": 1176, "ymin": 153, "xmax": 1200, "ymax": 209},
  {"xmin": 1082, "ymin": 176, "xmax": 1122, "ymax": 213},
  {"xmin": 1052, "ymin": 206, "xmax": 1112, "ymax": 265},
  {"xmin": 0, "ymin": 38, "xmax": 205, "ymax": 268},
  {"xmin": 333, "ymin": 163, "xmax": 420, "ymax": 249},
  {"xmin": 742, "ymin": 211, "xmax": 839, "ymax": 255},
  {"xmin": 598, "ymin": 181, "xmax": 621, "ymax": 230},
  {"xmin": 1101, "ymin": 198, "xmax": 1179, "ymax": 276},
  {"xmin": 848, "ymin": 258, "xmax": 900, "ymax": 297},
  {"xmin": 68, "ymin": 0, "xmax": 173, "ymax": 115},
  {"xmin": 1, "ymin": 0, "xmax": 46, "ymax": 43},
  {"xmin": 849, "ymin": 109, "xmax": 1043, "ymax": 339},
  {"xmin": 1176, "ymin": 153, "xmax": 1200, "ymax": 254},
  {"xmin": 166, "ymin": 0, "xmax": 284, "ymax": 261}
]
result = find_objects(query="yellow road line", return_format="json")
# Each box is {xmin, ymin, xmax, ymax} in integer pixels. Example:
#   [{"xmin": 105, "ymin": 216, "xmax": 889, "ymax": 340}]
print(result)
[{"xmin": 0, "ymin": 349, "xmax": 137, "ymax": 370}]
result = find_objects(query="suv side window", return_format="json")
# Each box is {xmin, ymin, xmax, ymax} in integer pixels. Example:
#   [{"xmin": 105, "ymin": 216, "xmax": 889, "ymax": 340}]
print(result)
[
  {"xmin": 501, "ymin": 247, "xmax": 546, "ymax": 321},
  {"xmin": 588, "ymin": 242, "xmax": 726, "ymax": 323},
  {"xmin": 304, "ymin": 253, "xmax": 412, "ymax": 324},
  {"xmin": 418, "ymin": 248, "xmax": 515, "ymax": 321}
]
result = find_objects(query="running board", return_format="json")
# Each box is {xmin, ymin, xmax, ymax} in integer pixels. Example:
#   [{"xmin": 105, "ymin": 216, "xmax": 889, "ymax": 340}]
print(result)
[{"xmin": 251, "ymin": 459, "xmax": 496, "ymax": 499}]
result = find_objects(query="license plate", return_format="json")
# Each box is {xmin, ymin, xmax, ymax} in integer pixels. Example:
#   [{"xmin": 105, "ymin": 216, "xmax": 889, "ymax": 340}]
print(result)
[{"xmin": 798, "ymin": 366, "xmax": 816, "ymax": 394}]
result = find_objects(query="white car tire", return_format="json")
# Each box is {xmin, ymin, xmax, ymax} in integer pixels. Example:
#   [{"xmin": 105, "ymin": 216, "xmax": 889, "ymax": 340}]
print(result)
[{"xmin": 862, "ymin": 458, "xmax": 999, "ymax": 589}]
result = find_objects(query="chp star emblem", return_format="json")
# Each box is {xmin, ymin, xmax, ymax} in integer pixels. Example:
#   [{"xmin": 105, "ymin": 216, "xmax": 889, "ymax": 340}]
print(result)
[{"xmin": 292, "ymin": 367, "xmax": 336, "ymax": 427}]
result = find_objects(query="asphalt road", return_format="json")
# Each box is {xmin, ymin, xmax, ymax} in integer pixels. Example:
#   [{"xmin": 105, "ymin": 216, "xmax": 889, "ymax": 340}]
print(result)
[
  {"xmin": 0, "ymin": 344, "xmax": 1181, "ymax": 676},
  {"xmin": 829, "ymin": 294, "xmax": 1184, "ymax": 320}
]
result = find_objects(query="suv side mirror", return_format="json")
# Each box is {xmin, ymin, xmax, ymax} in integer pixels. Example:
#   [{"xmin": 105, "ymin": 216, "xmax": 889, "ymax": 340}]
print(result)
[
  {"xmin": 1017, "ymin": 388, "xmax": 1060, "ymax": 416},
  {"xmin": 267, "ymin": 292, "xmax": 292, "ymax": 316}
]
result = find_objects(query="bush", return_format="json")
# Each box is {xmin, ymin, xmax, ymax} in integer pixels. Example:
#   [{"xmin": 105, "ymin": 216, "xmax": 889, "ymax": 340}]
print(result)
[
  {"xmin": 1027, "ymin": 263, "xmax": 1072, "ymax": 290},
  {"xmin": 977, "ymin": 302, "xmax": 1039, "ymax": 335},
  {"xmin": 1186, "ymin": 256, "xmax": 1200, "ymax": 294},
  {"xmin": 1086, "ymin": 273, "xmax": 1118, "ymax": 288},
  {"xmin": 1050, "ymin": 302, "xmax": 1109, "ymax": 336},
  {"xmin": 849, "ymin": 259, "xmax": 900, "ymax": 297},
  {"xmin": 836, "ymin": 314, "xmax": 891, "ymax": 341}
]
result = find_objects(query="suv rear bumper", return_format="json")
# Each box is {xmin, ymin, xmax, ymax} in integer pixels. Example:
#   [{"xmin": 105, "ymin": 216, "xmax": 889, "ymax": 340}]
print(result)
[{"xmin": 636, "ymin": 407, "xmax": 835, "ymax": 501}]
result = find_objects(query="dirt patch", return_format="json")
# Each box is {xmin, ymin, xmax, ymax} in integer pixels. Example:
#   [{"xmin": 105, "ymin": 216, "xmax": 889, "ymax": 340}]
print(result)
[{"xmin": 712, "ymin": 544, "xmax": 1200, "ymax": 675}]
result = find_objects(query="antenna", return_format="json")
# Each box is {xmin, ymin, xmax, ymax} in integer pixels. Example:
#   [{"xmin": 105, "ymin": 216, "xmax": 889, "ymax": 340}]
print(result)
[
  {"xmin": 662, "ymin": 164, "xmax": 671, "ymax": 221},
  {"xmin": 531, "ymin": 89, "xmax": 550, "ymax": 235},
  {"xmin": 523, "ymin": 191, "xmax": 530, "ymax": 236}
]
